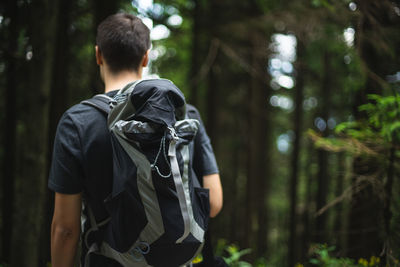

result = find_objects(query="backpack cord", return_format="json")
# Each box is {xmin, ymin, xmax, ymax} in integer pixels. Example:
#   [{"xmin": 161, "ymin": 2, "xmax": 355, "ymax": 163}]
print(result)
[
  {"xmin": 84, "ymin": 206, "xmax": 111, "ymax": 249},
  {"xmin": 151, "ymin": 133, "xmax": 172, "ymax": 178}
]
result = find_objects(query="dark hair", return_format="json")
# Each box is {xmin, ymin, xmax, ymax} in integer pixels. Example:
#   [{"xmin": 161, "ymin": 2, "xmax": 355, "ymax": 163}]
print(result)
[{"xmin": 96, "ymin": 13, "xmax": 151, "ymax": 73}]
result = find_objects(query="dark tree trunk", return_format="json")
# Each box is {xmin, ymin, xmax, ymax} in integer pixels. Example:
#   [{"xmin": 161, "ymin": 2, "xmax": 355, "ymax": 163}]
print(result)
[
  {"xmin": 10, "ymin": 0, "xmax": 59, "ymax": 266},
  {"xmin": 48, "ymin": 0, "xmax": 73, "ymax": 144},
  {"xmin": 300, "ymin": 141, "xmax": 316, "ymax": 262},
  {"xmin": 244, "ymin": 32, "xmax": 271, "ymax": 259},
  {"xmin": 205, "ymin": 64, "xmax": 219, "ymax": 146},
  {"xmin": 288, "ymin": 40, "xmax": 305, "ymax": 267},
  {"xmin": 253, "ymin": 37, "xmax": 271, "ymax": 259},
  {"xmin": 382, "ymin": 146, "xmax": 396, "ymax": 265},
  {"xmin": 333, "ymin": 153, "xmax": 345, "ymax": 250},
  {"xmin": 188, "ymin": 0, "xmax": 200, "ymax": 106},
  {"xmin": 347, "ymin": 159, "xmax": 381, "ymax": 258},
  {"xmin": 40, "ymin": 0, "xmax": 74, "ymax": 264},
  {"xmin": 314, "ymin": 51, "xmax": 331, "ymax": 244},
  {"xmin": 346, "ymin": 0, "xmax": 391, "ymax": 258},
  {"xmin": 205, "ymin": 0, "xmax": 219, "ymax": 144},
  {"xmin": 2, "ymin": 0, "xmax": 18, "ymax": 261},
  {"xmin": 229, "ymin": 139, "xmax": 241, "ymax": 241}
]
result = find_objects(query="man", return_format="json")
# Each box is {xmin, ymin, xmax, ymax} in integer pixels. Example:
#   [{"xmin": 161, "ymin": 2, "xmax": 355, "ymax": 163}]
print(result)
[{"xmin": 49, "ymin": 13, "xmax": 223, "ymax": 267}]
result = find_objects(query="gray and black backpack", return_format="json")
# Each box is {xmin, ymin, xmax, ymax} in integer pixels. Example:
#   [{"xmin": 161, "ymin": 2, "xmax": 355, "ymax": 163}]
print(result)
[{"xmin": 82, "ymin": 79, "xmax": 210, "ymax": 266}]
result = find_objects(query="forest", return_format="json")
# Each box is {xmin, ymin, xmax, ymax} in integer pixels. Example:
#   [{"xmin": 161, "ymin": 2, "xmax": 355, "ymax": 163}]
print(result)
[{"xmin": 1, "ymin": 0, "xmax": 400, "ymax": 266}]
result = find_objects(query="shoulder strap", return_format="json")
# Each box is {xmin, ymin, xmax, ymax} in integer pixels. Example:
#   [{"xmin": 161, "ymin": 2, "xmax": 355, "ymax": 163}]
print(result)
[{"xmin": 81, "ymin": 94, "xmax": 114, "ymax": 115}]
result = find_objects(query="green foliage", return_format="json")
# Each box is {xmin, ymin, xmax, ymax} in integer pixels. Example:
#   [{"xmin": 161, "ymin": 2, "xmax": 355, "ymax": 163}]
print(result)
[
  {"xmin": 335, "ymin": 94, "xmax": 400, "ymax": 144},
  {"xmin": 311, "ymin": 0, "xmax": 335, "ymax": 11},
  {"xmin": 359, "ymin": 94, "xmax": 400, "ymax": 142},
  {"xmin": 308, "ymin": 244, "xmax": 382, "ymax": 267},
  {"xmin": 309, "ymin": 244, "xmax": 356, "ymax": 266},
  {"xmin": 223, "ymin": 244, "xmax": 252, "ymax": 267},
  {"xmin": 309, "ymin": 93, "xmax": 400, "ymax": 170},
  {"xmin": 214, "ymin": 239, "xmax": 253, "ymax": 267},
  {"xmin": 126, "ymin": 0, "xmax": 194, "ymax": 97}
]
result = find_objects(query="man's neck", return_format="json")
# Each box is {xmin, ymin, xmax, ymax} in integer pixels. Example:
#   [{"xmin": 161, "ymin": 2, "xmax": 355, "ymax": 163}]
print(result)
[{"xmin": 103, "ymin": 70, "xmax": 142, "ymax": 93}]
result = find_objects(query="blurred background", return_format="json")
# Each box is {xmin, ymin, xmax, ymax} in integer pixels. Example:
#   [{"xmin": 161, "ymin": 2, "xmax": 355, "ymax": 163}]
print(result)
[{"xmin": 1, "ymin": 0, "xmax": 400, "ymax": 266}]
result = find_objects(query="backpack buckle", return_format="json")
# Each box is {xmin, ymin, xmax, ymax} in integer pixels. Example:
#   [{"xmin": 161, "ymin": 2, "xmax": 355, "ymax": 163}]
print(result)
[
  {"xmin": 129, "ymin": 241, "xmax": 150, "ymax": 261},
  {"xmin": 168, "ymin": 127, "xmax": 179, "ymax": 141}
]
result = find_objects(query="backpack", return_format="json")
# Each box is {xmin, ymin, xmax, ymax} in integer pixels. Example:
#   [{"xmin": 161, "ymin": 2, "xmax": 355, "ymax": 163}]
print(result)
[{"xmin": 81, "ymin": 79, "xmax": 210, "ymax": 267}]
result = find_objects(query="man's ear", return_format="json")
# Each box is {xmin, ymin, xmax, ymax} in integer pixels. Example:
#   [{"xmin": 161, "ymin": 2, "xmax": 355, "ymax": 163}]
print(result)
[
  {"xmin": 142, "ymin": 50, "xmax": 150, "ymax": 67},
  {"xmin": 95, "ymin": 46, "xmax": 103, "ymax": 65}
]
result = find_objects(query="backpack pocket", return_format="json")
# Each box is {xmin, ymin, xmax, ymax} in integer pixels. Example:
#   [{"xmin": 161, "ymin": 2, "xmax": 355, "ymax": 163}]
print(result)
[
  {"xmin": 104, "ymin": 190, "xmax": 147, "ymax": 252},
  {"xmin": 193, "ymin": 187, "xmax": 210, "ymax": 231}
]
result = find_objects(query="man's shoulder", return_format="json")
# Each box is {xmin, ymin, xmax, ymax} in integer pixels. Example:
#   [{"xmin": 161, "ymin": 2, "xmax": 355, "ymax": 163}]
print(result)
[
  {"xmin": 65, "ymin": 99, "xmax": 99, "ymax": 116},
  {"xmin": 56, "ymin": 98, "xmax": 107, "ymax": 137},
  {"xmin": 63, "ymin": 99, "xmax": 104, "ymax": 122}
]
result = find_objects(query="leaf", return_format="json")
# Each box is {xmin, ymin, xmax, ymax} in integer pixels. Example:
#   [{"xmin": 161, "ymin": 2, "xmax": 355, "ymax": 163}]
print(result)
[
  {"xmin": 334, "ymin": 121, "xmax": 358, "ymax": 133},
  {"xmin": 390, "ymin": 121, "xmax": 400, "ymax": 133},
  {"xmin": 358, "ymin": 103, "xmax": 375, "ymax": 112},
  {"xmin": 237, "ymin": 261, "xmax": 252, "ymax": 267},
  {"xmin": 366, "ymin": 94, "xmax": 381, "ymax": 101}
]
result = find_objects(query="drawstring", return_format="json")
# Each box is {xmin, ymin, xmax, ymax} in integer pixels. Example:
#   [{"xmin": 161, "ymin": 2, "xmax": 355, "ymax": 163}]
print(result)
[
  {"xmin": 151, "ymin": 132, "xmax": 171, "ymax": 178},
  {"xmin": 151, "ymin": 127, "xmax": 179, "ymax": 178}
]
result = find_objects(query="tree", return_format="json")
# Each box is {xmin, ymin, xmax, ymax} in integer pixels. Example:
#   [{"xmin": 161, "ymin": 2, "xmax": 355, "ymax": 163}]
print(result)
[
  {"xmin": 1, "ymin": 0, "xmax": 19, "ymax": 261},
  {"xmin": 347, "ymin": 0, "xmax": 400, "ymax": 259},
  {"xmin": 288, "ymin": 39, "xmax": 305, "ymax": 266},
  {"xmin": 9, "ymin": 0, "xmax": 59, "ymax": 265}
]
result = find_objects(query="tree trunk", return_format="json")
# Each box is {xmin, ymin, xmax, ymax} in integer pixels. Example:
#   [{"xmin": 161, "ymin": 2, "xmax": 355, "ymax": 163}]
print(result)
[
  {"xmin": 300, "ymin": 141, "xmax": 316, "ymax": 262},
  {"xmin": 205, "ymin": 0, "xmax": 219, "ymax": 144},
  {"xmin": 346, "ymin": 0, "xmax": 390, "ymax": 258},
  {"xmin": 229, "ymin": 139, "xmax": 241, "ymax": 241},
  {"xmin": 245, "ymin": 33, "xmax": 271, "ymax": 259},
  {"xmin": 2, "ymin": 0, "xmax": 18, "ymax": 261},
  {"xmin": 333, "ymin": 152, "xmax": 345, "ymax": 251},
  {"xmin": 205, "ymin": 64, "xmax": 219, "ymax": 146},
  {"xmin": 10, "ymin": 0, "xmax": 59, "ymax": 266},
  {"xmin": 288, "ymin": 40, "xmax": 305, "ymax": 267},
  {"xmin": 40, "ymin": 0, "xmax": 74, "ymax": 264},
  {"xmin": 188, "ymin": 0, "xmax": 200, "ymax": 106},
  {"xmin": 254, "ymin": 38, "xmax": 271, "ymax": 259},
  {"xmin": 347, "ymin": 159, "xmax": 381, "ymax": 258},
  {"xmin": 382, "ymin": 146, "xmax": 396, "ymax": 265},
  {"xmin": 314, "ymin": 51, "xmax": 331, "ymax": 244}
]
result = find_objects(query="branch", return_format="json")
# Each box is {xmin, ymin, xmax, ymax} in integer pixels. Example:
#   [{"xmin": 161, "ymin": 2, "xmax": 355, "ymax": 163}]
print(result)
[
  {"xmin": 315, "ymin": 173, "xmax": 384, "ymax": 217},
  {"xmin": 190, "ymin": 38, "xmax": 220, "ymax": 86}
]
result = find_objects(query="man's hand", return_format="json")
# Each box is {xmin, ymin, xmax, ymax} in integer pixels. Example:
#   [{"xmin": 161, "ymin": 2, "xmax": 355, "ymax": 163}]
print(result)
[
  {"xmin": 51, "ymin": 192, "xmax": 82, "ymax": 267},
  {"xmin": 203, "ymin": 174, "xmax": 223, "ymax": 217}
]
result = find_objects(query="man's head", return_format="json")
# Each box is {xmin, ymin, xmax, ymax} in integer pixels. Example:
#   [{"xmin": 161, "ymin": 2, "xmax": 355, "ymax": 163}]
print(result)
[{"xmin": 96, "ymin": 13, "xmax": 151, "ymax": 75}]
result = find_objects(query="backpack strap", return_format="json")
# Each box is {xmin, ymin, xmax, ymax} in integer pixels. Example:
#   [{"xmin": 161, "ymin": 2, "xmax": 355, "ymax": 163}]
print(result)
[
  {"xmin": 81, "ymin": 94, "xmax": 114, "ymax": 115},
  {"xmin": 80, "ymin": 94, "xmax": 114, "ymax": 266},
  {"xmin": 83, "ymin": 204, "xmax": 111, "ymax": 267}
]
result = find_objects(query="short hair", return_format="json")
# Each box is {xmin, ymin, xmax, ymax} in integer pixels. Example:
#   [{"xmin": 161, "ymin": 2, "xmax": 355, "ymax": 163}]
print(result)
[{"xmin": 96, "ymin": 13, "xmax": 151, "ymax": 73}]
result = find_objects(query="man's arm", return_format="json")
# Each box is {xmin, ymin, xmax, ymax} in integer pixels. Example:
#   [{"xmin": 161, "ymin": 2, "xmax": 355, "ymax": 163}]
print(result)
[
  {"xmin": 51, "ymin": 192, "xmax": 82, "ymax": 267},
  {"xmin": 203, "ymin": 173, "xmax": 223, "ymax": 217}
]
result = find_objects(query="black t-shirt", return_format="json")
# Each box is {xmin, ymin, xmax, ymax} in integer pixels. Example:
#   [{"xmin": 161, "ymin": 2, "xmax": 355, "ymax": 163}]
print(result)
[{"xmin": 48, "ymin": 90, "xmax": 219, "ymax": 266}]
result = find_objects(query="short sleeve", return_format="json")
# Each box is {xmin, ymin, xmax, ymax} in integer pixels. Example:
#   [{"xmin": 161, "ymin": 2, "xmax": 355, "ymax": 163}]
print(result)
[
  {"xmin": 48, "ymin": 112, "xmax": 85, "ymax": 194},
  {"xmin": 187, "ymin": 105, "xmax": 219, "ymax": 179}
]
